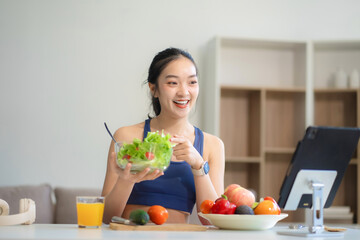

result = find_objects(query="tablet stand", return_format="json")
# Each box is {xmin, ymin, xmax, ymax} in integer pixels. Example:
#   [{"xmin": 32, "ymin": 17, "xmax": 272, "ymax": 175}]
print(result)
[
  {"xmin": 278, "ymin": 170, "xmax": 344, "ymax": 238},
  {"xmin": 309, "ymin": 181, "xmax": 324, "ymax": 234}
]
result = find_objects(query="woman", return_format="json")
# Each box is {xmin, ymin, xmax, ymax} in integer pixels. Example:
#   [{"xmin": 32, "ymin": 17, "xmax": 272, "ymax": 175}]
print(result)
[{"xmin": 101, "ymin": 48, "xmax": 225, "ymax": 224}]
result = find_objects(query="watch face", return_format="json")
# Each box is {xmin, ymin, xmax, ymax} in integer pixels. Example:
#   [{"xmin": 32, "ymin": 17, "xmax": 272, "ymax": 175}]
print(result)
[{"xmin": 204, "ymin": 161, "xmax": 210, "ymax": 174}]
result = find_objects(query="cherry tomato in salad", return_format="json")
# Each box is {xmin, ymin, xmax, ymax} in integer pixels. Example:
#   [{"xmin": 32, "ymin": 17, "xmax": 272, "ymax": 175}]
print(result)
[
  {"xmin": 147, "ymin": 205, "xmax": 168, "ymax": 225},
  {"xmin": 145, "ymin": 152, "xmax": 155, "ymax": 160}
]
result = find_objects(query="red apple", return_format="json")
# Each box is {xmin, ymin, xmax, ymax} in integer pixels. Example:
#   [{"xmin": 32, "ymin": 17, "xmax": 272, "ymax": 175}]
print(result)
[{"xmin": 224, "ymin": 184, "xmax": 255, "ymax": 207}]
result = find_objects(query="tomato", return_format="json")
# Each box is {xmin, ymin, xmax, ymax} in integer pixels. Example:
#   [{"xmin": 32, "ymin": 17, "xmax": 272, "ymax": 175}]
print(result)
[
  {"xmin": 254, "ymin": 200, "xmax": 280, "ymax": 215},
  {"xmin": 200, "ymin": 200, "xmax": 214, "ymax": 214},
  {"xmin": 145, "ymin": 152, "xmax": 155, "ymax": 160},
  {"xmin": 123, "ymin": 154, "xmax": 131, "ymax": 160},
  {"xmin": 147, "ymin": 205, "xmax": 168, "ymax": 225}
]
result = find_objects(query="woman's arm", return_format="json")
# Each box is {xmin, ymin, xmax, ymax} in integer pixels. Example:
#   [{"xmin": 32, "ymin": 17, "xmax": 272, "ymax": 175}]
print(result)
[
  {"xmin": 193, "ymin": 134, "xmax": 225, "ymax": 207},
  {"xmin": 170, "ymin": 134, "xmax": 225, "ymax": 209},
  {"xmin": 101, "ymin": 150, "xmax": 133, "ymax": 224},
  {"xmin": 195, "ymin": 135, "xmax": 225, "ymax": 225},
  {"xmin": 101, "ymin": 128, "xmax": 163, "ymax": 224}
]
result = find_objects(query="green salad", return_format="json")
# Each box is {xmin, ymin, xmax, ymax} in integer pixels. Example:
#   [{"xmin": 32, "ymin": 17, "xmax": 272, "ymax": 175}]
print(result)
[{"xmin": 116, "ymin": 131, "xmax": 173, "ymax": 171}]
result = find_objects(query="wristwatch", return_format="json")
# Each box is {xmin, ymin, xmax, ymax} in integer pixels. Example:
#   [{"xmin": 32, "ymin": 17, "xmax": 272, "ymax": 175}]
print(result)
[{"xmin": 191, "ymin": 161, "xmax": 210, "ymax": 176}]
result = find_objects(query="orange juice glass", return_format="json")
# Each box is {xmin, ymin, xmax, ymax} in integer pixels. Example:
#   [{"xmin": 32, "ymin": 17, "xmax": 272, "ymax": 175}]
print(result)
[{"xmin": 76, "ymin": 196, "xmax": 104, "ymax": 228}]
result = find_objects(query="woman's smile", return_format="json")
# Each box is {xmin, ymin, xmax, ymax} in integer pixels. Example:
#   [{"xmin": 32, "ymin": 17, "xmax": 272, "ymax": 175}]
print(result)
[{"xmin": 173, "ymin": 99, "xmax": 190, "ymax": 108}]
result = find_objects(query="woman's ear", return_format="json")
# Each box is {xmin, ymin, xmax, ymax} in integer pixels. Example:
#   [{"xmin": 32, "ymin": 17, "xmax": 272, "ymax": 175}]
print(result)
[{"xmin": 148, "ymin": 82, "xmax": 158, "ymax": 98}]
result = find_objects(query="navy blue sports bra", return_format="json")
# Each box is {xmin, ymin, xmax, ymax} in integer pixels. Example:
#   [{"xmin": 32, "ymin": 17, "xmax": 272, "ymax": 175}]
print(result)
[{"xmin": 126, "ymin": 119, "xmax": 204, "ymax": 214}]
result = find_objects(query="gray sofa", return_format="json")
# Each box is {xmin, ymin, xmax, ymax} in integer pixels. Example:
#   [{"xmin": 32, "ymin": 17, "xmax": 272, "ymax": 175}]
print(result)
[
  {"xmin": 0, "ymin": 184, "xmax": 202, "ymax": 225},
  {"xmin": 0, "ymin": 184, "xmax": 100, "ymax": 224}
]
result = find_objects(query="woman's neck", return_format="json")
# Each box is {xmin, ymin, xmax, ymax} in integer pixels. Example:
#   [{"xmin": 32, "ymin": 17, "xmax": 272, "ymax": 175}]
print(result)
[{"xmin": 150, "ymin": 115, "xmax": 193, "ymax": 136}]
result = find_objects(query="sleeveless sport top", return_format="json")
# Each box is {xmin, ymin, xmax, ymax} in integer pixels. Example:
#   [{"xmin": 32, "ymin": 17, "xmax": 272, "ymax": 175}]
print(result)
[{"xmin": 126, "ymin": 119, "xmax": 204, "ymax": 213}]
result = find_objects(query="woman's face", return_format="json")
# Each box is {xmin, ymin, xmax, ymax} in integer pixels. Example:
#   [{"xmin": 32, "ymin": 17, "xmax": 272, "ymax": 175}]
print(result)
[{"xmin": 152, "ymin": 56, "xmax": 199, "ymax": 119}]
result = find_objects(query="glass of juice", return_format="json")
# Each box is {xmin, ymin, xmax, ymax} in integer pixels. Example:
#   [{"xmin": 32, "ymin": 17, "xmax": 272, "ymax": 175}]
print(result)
[{"xmin": 76, "ymin": 196, "xmax": 105, "ymax": 228}]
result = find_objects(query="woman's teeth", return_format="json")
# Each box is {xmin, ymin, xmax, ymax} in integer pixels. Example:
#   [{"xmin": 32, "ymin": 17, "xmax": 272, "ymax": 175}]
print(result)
[{"xmin": 174, "ymin": 100, "xmax": 189, "ymax": 105}]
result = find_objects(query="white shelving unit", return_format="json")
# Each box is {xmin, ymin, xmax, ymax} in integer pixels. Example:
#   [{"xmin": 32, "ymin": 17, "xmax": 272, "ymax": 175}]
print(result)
[
  {"xmin": 314, "ymin": 41, "xmax": 360, "ymax": 88},
  {"xmin": 203, "ymin": 36, "xmax": 360, "ymax": 223}
]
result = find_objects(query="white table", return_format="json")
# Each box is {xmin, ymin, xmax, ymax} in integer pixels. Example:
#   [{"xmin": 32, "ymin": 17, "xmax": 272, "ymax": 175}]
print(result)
[{"xmin": 1, "ymin": 224, "xmax": 360, "ymax": 239}]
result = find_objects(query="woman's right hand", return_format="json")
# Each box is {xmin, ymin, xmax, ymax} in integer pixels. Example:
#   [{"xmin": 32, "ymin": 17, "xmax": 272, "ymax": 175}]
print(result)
[{"xmin": 109, "ymin": 152, "xmax": 164, "ymax": 183}]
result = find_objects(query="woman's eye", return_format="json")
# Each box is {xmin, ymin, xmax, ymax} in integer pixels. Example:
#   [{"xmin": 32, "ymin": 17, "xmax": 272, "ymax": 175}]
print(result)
[
  {"xmin": 190, "ymin": 80, "xmax": 198, "ymax": 85},
  {"xmin": 168, "ymin": 81, "xmax": 177, "ymax": 85}
]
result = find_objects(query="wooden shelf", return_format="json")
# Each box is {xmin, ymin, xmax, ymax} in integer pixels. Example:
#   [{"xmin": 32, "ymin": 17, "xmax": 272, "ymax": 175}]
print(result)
[
  {"xmin": 224, "ymin": 161, "xmax": 260, "ymax": 198},
  {"xmin": 265, "ymin": 147, "xmax": 296, "ymax": 154},
  {"xmin": 265, "ymin": 87, "xmax": 306, "ymax": 93},
  {"xmin": 221, "ymin": 84, "xmax": 306, "ymax": 93},
  {"xmin": 220, "ymin": 88, "xmax": 261, "ymax": 158},
  {"xmin": 314, "ymin": 91, "xmax": 357, "ymax": 127},
  {"xmin": 349, "ymin": 158, "xmax": 358, "ymax": 165},
  {"xmin": 263, "ymin": 154, "xmax": 292, "ymax": 198},
  {"xmin": 225, "ymin": 156, "xmax": 261, "ymax": 163},
  {"xmin": 265, "ymin": 90, "xmax": 305, "ymax": 149},
  {"xmin": 220, "ymin": 85, "xmax": 262, "ymax": 91},
  {"xmin": 315, "ymin": 88, "xmax": 359, "ymax": 93}
]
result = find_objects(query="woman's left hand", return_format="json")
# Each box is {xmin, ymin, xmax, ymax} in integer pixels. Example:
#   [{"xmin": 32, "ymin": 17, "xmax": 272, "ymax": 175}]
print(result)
[{"xmin": 170, "ymin": 135, "xmax": 203, "ymax": 169}]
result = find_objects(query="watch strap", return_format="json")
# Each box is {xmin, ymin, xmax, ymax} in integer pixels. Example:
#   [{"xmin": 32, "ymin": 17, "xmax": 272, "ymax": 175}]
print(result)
[{"xmin": 191, "ymin": 161, "xmax": 209, "ymax": 176}]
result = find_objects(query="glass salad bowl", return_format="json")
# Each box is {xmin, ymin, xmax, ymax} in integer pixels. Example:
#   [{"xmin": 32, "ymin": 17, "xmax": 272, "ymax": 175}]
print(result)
[{"xmin": 114, "ymin": 132, "xmax": 173, "ymax": 174}]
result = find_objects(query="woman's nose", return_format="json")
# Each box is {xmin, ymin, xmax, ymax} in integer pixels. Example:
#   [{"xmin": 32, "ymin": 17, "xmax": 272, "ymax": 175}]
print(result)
[{"xmin": 177, "ymin": 83, "xmax": 189, "ymax": 96}]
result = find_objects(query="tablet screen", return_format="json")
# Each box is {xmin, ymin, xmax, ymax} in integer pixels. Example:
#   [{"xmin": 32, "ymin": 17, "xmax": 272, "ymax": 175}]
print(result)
[{"xmin": 278, "ymin": 126, "xmax": 360, "ymax": 209}]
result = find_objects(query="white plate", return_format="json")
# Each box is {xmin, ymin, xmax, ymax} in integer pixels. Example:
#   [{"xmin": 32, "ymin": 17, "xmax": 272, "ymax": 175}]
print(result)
[{"xmin": 198, "ymin": 213, "xmax": 288, "ymax": 230}]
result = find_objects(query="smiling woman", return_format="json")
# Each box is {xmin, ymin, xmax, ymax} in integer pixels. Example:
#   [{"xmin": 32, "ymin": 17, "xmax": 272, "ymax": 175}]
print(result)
[
  {"xmin": 146, "ymin": 48, "xmax": 199, "ymax": 117},
  {"xmin": 101, "ymin": 48, "xmax": 225, "ymax": 225},
  {"xmin": 150, "ymin": 55, "xmax": 199, "ymax": 119}
]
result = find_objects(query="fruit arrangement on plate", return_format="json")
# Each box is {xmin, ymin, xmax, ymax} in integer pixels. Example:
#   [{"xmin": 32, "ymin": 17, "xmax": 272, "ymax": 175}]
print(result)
[{"xmin": 199, "ymin": 184, "xmax": 288, "ymax": 230}]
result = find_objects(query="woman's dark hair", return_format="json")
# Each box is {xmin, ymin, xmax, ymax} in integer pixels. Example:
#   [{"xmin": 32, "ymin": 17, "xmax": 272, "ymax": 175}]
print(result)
[{"xmin": 147, "ymin": 47, "xmax": 198, "ymax": 117}]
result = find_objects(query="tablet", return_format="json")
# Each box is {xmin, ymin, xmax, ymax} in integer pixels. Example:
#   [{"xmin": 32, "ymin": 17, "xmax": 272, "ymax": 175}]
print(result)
[{"xmin": 278, "ymin": 126, "xmax": 360, "ymax": 210}]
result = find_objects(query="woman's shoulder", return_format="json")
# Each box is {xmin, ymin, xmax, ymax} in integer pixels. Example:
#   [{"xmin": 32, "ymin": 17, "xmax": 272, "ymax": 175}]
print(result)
[
  {"xmin": 202, "ymin": 131, "xmax": 224, "ymax": 149},
  {"xmin": 113, "ymin": 121, "xmax": 146, "ymax": 142},
  {"xmin": 202, "ymin": 131, "xmax": 225, "ymax": 163}
]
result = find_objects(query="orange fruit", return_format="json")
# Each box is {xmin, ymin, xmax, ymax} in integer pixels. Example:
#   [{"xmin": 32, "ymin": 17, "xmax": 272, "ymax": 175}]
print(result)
[
  {"xmin": 147, "ymin": 205, "xmax": 169, "ymax": 225},
  {"xmin": 253, "ymin": 200, "xmax": 279, "ymax": 215},
  {"xmin": 263, "ymin": 196, "xmax": 281, "ymax": 214},
  {"xmin": 200, "ymin": 200, "xmax": 214, "ymax": 214}
]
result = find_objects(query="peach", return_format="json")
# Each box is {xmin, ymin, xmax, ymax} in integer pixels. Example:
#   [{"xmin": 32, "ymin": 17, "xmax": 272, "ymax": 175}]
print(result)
[
  {"xmin": 224, "ymin": 184, "xmax": 255, "ymax": 207},
  {"xmin": 224, "ymin": 184, "xmax": 241, "ymax": 196}
]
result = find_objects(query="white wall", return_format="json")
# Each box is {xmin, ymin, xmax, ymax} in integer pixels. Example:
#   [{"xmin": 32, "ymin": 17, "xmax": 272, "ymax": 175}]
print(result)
[{"xmin": 1, "ymin": 0, "xmax": 360, "ymax": 189}]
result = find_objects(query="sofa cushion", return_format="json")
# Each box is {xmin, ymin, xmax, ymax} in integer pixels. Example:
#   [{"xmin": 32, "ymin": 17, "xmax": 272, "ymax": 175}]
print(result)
[
  {"xmin": 54, "ymin": 187, "xmax": 101, "ymax": 224},
  {"xmin": 0, "ymin": 184, "xmax": 54, "ymax": 223}
]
